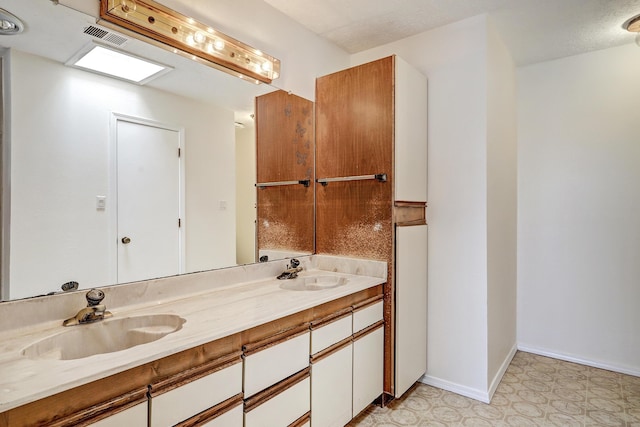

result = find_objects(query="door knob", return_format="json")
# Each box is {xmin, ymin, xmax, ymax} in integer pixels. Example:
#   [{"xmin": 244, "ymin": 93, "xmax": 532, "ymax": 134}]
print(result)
[{"xmin": 121, "ymin": 236, "xmax": 131, "ymax": 244}]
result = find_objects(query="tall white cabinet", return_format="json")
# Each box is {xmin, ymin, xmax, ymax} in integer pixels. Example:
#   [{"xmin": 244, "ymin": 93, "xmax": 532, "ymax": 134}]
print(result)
[
  {"xmin": 393, "ymin": 55, "xmax": 428, "ymax": 398},
  {"xmin": 316, "ymin": 54, "xmax": 428, "ymax": 399}
]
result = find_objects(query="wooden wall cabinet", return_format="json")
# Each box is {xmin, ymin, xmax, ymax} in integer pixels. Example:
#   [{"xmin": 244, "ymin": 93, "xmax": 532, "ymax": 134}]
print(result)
[
  {"xmin": 316, "ymin": 55, "xmax": 428, "ymax": 398},
  {"xmin": 255, "ymin": 90, "xmax": 315, "ymax": 259}
]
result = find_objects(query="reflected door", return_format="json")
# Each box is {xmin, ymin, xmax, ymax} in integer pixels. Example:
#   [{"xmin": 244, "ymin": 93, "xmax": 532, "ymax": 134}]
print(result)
[{"xmin": 116, "ymin": 118, "xmax": 181, "ymax": 283}]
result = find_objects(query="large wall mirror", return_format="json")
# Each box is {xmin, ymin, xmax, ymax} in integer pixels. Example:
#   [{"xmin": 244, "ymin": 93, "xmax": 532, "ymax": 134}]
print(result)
[{"xmin": 0, "ymin": 0, "xmax": 314, "ymax": 301}]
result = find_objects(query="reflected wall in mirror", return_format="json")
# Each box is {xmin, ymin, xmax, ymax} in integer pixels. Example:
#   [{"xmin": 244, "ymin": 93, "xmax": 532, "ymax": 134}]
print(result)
[{"xmin": 0, "ymin": 1, "xmax": 313, "ymax": 301}]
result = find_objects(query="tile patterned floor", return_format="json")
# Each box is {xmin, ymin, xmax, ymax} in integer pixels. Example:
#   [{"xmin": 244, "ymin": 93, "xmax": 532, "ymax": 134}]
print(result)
[{"xmin": 348, "ymin": 351, "xmax": 640, "ymax": 426}]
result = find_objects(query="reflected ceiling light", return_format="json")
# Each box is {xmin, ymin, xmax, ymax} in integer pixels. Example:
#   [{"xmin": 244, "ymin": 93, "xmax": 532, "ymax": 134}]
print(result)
[
  {"xmin": 625, "ymin": 14, "xmax": 640, "ymax": 46},
  {"xmin": 66, "ymin": 43, "xmax": 172, "ymax": 84},
  {"xmin": 98, "ymin": 0, "xmax": 281, "ymax": 84},
  {"xmin": 0, "ymin": 8, "xmax": 24, "ymax": 35}
]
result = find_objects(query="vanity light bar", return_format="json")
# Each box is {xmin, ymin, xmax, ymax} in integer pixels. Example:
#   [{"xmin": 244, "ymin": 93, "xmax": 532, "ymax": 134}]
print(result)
[{"xmin": 98, "ymin": 0, "xmax": 280, "ymax": 84}]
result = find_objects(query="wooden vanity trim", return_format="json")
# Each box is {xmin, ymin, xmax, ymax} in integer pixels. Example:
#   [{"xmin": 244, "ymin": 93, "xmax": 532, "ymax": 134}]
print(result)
[
  {"xmin": 31, "ymin": 387, "xmax": 148, "ymax": 427},
  {"xmin": 353, "ymin": 320, "xmax": 385, "ymax": 341},
  {"xmin": 394, "ymin": 201, "xmax": 427, "ymax": 226},
  {"xmin": 289, "ymin": 411, "xmax": 311, "ymax": 427},
  {"xmin": 0, "ymin": 286, "xmax": 382, "ymax": 427},
  {"xmin": 309, "ymin": 306, "xmax": 352, "ymax": 329},
  {"xmin": 242, "ymin": 323, "xmax": 310, "ymax": 356},
  {"xmin": 310, "ymin": 336, "xmax": 353, "ymax": 364},
  {"xmin": 243, "ymin": 367, "xmax": 311, "ymax": 412},
  {"xmin": 175, "ymin": 393, "xmax": 243, "ymax": 427},
  {"xmin": 149, "ymin": 351, "xmax": 243, "ymax": 397},
  {"xmin": 353, "ymin": 294, "xmax": 384, "ymax": 312}
]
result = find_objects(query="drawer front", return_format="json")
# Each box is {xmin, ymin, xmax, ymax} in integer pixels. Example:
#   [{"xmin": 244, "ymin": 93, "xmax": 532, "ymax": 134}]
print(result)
[
  {"xmin": 311, "ymin": 314, "xmax": 352, "ymax": 354},
  {"xmin": 353, "ymin": 301, "xmax": 383, "ymax": 333},
  {"xmin": 151, "ymin": 362, "xmax": 242, "ymax": 427},
  {"xmin": 353, "ymin": 326, "xmax": 384, "ymax": 417},
  {"xmin": 89, "ymin": 402, "xmax": 147, "ymax": 427},
  {"xmin": 201, "ymin": 404, "xmax": 243, "ymax": 427},
  {"xmin": 311, "ymin": 344, "xmax": 353, "ymax": 427},
  {"xmin": 244, "ymin": 377, "xmax": 310, "ymax": 427},
  {"xmin": 244, "ymin": 331, "xmax": 310, "ymax": 397}
]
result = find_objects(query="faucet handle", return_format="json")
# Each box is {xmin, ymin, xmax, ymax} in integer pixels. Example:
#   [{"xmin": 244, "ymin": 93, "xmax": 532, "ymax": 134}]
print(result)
[
  {"xmin": 85, "ymin": 289, "xmax": 105, "ymax": 307},
  {"xmin": 290, "ymin": 258, "xmax": 300, "ymax": 269}
]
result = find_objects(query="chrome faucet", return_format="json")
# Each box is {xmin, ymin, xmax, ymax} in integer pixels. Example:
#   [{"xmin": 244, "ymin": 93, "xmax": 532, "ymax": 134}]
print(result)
[
  {"xmin": 63, "ymin": 289, "xmax": 113, "ymax": 326},
  {"xmin": 277, "ymin": 258, "xmax": 303, "ymax": 280}
]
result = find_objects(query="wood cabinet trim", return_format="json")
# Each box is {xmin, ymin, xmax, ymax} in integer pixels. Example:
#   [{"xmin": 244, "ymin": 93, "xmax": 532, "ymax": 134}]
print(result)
[
  {"xmin": 242, "ymin": 323, "xmax": 310, "ymax": 356},
  {"xmin": 394, "ymin": 201, "xmax": 427, "ymax": 207},
  {"xmin": 394, "ymin": 201, "xmax": 427, "ymax": 226},
  {"xmin": 310, "ymin": 307, "xmax": 352, "ymax": 329},
  {"xmin": 353, "ymin": 320, "xmax": 385, "ymax": 341},
  {"xmin": 149, "ymin": 351, "xmax": 243, "ymax": 397},
  {"xmin": 41, "ymin": 387, "xmax": 148, "ymax": 427},
  {"xmin": 175, "ymin": 393, "xmax": 243, "ymax": 427},
  {"xmin": 289, "ymin": 411, "xmax": 311, "ymax": 427},
  {"xmin": 353, "ymin": 295, "xmax": 384, "ymax": 312},
  {"xmin": 310, "ymin": 336, "xmax": 353, "ymax": 363},
  {"xmin": 243, "ymin": 367, "xmax": 311, "ymax": 412}
]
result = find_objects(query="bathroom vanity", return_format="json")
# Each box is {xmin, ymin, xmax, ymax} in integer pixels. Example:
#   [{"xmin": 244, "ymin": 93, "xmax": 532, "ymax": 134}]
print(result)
[{"xmin": 0, "ymin": 256, "xmax": 386, "ymax": 427}]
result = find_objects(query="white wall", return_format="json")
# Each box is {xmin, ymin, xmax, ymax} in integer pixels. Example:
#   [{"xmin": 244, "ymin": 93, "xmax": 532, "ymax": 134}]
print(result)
[
  {"xmin": 353, "ymin": 15, "xmax": 498, "ymax": 400},
  {"xmin": 486, "ymin": 22, "xmax": 518, "ymax": 394},
  {"xmin": 517, "ymin": 43, "xmax": 640, "ymax": 375},
  {"xmin": 9, "ymin": 50, "xmax": 235, "ymax": 299},
  {"xmin": 235, "ymin": 126, "xmax": 256, "ymax": 265}
]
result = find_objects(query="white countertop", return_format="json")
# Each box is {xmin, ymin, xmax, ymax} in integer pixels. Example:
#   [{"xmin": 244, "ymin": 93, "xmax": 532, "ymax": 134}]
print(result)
[{"xmin": 0, "ymin": 258, "xmax": 386, "ymax": 413}]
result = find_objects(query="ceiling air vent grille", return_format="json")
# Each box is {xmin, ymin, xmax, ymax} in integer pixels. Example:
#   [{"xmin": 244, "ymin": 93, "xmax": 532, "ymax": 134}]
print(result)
[{"xmin": 83, "ymin": 25, "xmax": 129, "ymax": 46}]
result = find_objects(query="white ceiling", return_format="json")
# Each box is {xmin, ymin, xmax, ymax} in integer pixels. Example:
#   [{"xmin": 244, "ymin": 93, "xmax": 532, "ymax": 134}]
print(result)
[{"xmin": 264, "ymin": 0, "xmax": 640, "ymax": 66}]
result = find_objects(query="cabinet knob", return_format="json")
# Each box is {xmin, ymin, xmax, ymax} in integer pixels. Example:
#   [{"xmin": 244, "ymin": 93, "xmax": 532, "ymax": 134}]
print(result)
[{"xmin": 121, "ymin": 236, "xmax": 131, "ymax": 244}]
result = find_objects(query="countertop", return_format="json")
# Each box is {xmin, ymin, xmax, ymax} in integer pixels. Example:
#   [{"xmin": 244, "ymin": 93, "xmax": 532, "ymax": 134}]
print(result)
[{"xmin": 0, "ymin": 260, "xmax": 385, "ymax": 413}]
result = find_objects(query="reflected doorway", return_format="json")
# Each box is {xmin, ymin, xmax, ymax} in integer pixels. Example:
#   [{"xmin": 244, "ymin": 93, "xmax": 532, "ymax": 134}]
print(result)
[{"xmin": 113, "ymin": 115, "xmax": 184, "ymax": 283}]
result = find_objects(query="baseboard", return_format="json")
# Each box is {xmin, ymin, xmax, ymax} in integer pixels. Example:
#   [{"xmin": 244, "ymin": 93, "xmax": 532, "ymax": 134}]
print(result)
[
  {"xmin": 487, "ymin": 343, "xmax": 517, "ymax": 401},
  {"xmin": 419, "ymin": 375, "xmax": 490, "ymax": 403},
  {"xmin": 517, "ymin": 343, "xmax": 640, "ymax": 377}
]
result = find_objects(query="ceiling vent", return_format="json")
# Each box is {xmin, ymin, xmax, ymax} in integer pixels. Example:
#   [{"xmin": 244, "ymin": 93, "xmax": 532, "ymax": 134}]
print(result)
[{"xmin": 83, "ymin": 25, "xmax": 129, "ymax": 46}]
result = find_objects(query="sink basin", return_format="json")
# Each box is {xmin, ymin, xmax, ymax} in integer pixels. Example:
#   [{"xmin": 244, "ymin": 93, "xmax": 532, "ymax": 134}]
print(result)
[
  {"xmin": 279, "ymin": 275, "xmax": 349, "ymax": 291},
  {"xmin": 22, "ymin": 314, "xmax": 185, "ymax": 360}
]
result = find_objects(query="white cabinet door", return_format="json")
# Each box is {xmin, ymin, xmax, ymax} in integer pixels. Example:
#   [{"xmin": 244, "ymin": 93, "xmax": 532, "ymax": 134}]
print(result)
[
  {"xmin": 395, "ymin": 225, "xmax": 428, "ymax": 397},
  {"xmin": 311, "ymin": 344, "xmax": 353, "ymax": 427},
  {"xmin": 352, "ymin": 326, "xmax": 384, "ymax": 417},
  {"xmin": 88, "ymin": 402, "xmax": 147, "ymax": 427}
]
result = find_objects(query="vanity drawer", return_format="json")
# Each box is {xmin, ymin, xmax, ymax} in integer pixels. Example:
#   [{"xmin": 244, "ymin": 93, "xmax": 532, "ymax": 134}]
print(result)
[
  {"xmin": 200, "ymin": 404, "xmax": 243, "ymax": 427},
  {"xmin": 310, "ymin": 310, "xmax": 352, "ymax": 354},
  {"xmin": 88, "ymin": 402, "xmax": 147, "ymax": 427},
  {"xmin": 244, "ymin": 369, "xmax": 310, "ymax": 427},
  {"xmin": 243, "ymin": 325, "xmax": 310, "ymax": 397},
  {"xmin": 353, "ymin": 298, "xmax": 384, "ymax": 333},
  {"xmin": 150, "ymin": 354, "xmax": 243, "ymax": 427}
]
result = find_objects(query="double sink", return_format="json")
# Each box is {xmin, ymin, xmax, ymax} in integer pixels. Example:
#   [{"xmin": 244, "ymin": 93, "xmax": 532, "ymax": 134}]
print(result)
[{"xmin": 20, "ymin": 274, "xmax": 348, "ymax": 361}]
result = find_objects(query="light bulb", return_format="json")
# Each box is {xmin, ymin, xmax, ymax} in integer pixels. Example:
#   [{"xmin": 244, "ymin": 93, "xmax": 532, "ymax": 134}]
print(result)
[
  {"xmin": 193, "ymin": 31, "xmax": 206, "ymax": 44},
  {"xmin": 214, "ymin": 39, "xmax": 225, "ymax": 50}
]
